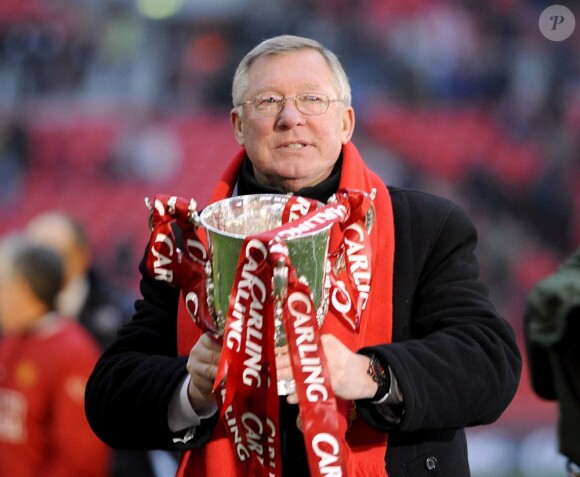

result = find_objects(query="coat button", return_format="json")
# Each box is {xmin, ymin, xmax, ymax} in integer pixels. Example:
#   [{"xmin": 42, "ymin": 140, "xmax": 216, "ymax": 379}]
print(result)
[{"xmin": 425, "ymin": 456, "xmax": 437, "ymax": 470}]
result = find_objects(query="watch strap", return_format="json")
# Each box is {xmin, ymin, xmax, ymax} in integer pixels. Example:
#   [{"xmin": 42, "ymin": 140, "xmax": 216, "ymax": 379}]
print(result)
[{"xmin": 367, "ymin": 355, "xmax": 391, "ymax": 401}]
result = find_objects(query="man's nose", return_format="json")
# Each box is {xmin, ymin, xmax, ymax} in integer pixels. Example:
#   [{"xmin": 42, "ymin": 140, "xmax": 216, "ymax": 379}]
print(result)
[{"xmin": 276, "ymin": 98, "xmax": 304, "ymax": 128}]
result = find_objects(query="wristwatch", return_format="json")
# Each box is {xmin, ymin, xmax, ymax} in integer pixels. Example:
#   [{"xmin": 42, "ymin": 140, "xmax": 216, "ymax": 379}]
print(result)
[{"xmin": 367, "ymin": 355, "xmax": 391, "ymax": 401}]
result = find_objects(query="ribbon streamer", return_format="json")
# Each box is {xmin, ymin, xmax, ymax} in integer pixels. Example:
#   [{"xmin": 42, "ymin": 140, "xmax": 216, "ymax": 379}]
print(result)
[{"xmin": 143, "ymin": 189, "xmax": 376, "ymax": 477}]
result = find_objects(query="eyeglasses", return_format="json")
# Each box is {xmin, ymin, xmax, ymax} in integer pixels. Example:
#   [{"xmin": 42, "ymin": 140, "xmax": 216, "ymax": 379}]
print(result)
[{"xmin": 239, "ymin": 93, "xmax": 342, "ymax": 117}]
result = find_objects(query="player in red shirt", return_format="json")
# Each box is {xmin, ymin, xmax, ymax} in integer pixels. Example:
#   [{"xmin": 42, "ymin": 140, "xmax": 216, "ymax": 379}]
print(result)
[{"xmin": 0, "ymin": 235, "xmax": 110, "ymax": 477}]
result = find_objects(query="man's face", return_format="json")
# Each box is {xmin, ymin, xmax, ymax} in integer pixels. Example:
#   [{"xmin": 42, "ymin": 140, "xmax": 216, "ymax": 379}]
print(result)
[
  {"xmin": 231, "ymin": 49, "xmax": 355, "ymax": 193},
  {"xmin": 0, "ymin": 274, "xmax": 35, "ymax": 334}
]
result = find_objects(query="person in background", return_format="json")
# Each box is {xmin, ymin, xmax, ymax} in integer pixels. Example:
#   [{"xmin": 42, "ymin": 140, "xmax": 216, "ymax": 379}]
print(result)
[
  {"xmin": 25, "ymin": 211, "xmax": 179, "ymax": 477},
  {"xmin": 524, "ymin": 246, "xmax": 580, "ymax": 477},
  {"xmin": 0, "ymin": 114, "xmax": 30, "ymax": 204},
  {"xmin": 0, "ymin": 235, "xmax": 109, "ymax": 477},
  {"xmin": 85, "ymin": 35, "xmax": 521, "ymax": 476},
  {"xmin": 26, "ymin": 211, "xmax": 133, "ymax": 350}
]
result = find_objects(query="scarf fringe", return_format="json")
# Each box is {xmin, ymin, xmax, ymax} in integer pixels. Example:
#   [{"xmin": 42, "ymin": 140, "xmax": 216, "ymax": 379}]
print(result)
[{"xmin": 348, "ymin": 454, "xmax": 388, "ymax": 477}]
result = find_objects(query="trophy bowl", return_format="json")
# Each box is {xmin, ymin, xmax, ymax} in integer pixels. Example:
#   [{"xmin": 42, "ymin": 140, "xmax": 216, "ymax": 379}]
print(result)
[
  {"xmin": 199, "ymin": 194, "xmax": 331, "ymax": 333},
  {"xmin": 199, "ymin": 194, "xmax": 332, "ymax": 395}
]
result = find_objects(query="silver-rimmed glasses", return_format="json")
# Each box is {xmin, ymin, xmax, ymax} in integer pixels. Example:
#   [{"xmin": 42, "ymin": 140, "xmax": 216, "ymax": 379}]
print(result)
[{"xmin": 239, "ymin": 93, "xmax": 342, "ymax": 117}]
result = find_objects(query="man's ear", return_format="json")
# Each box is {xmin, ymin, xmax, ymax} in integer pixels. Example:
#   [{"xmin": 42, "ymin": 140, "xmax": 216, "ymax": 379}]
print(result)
[
  {"xmin": 341, "ymin": 106, "xmax": 355, "ymax": 144},
  {"xmin": 231, "ymin": 108, "xmax": 244, "ymax": 145}
]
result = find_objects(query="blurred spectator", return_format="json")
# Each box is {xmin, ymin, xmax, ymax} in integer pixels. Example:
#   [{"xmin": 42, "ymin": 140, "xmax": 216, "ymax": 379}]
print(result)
[
  {"xmin": 25, "ymin": 210, "xmax": 178, "ymax": 477},
  {"xmin": 3, "ymin": 20, "xmax": 94, "ymax": 96},
  {"xmin": 385, "ymin": 2, "xmax": 479, "ymax": 102},
  {"xmin": 524, "ymin": 247, "xmax": 580, "ymax": 476},
  {"xmin": 109, "ymin": 114, "xmax": 183, "ymax": 185},
  {"xmin": 525, "ymin": 162, "xmax": 575, "ymax": 254},
  {"xmin": 171, "ymin": 28, "xmax": 234, "ymax": 108},
  {"xmin": 89, "ymin": 2, "xmax": 145, "ymax": 99},
  {"xmin": 25, "ymin": 211, "xmax": 133, "ymax": 349},
  {"xmin": 0, "ymin": 235, "xmax": 110, "ymax": 477},
  {"xmin": 0, "ymin": 114, "xmax": 30, "ymax": 204}
]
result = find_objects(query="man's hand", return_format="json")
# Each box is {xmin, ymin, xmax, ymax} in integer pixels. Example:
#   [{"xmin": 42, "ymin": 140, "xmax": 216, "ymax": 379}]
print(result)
[
  {"xmin": 186, "ymin": 333, "xmax": 222, "ymax": 411},
  {"xmin": 276, "ymin": 333, "xmax": 378, "ymax": 404}
]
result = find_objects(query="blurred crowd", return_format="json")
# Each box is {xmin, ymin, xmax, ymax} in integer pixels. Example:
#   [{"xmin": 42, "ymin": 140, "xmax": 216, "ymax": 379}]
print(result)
[
  {"xmin": 0, "ymin": 1, "xmax": 579, "ymax": 474},
  {"xmin": 1, "ymin": 0, "xmax": 578, "ymax": 337},
  {"xmin": 2, "ymin": 0, "xmax": 577, "ymax": 328},
  {"xmin": 0, "ymin": 0, "xmax": 580, "ymax": 458}
]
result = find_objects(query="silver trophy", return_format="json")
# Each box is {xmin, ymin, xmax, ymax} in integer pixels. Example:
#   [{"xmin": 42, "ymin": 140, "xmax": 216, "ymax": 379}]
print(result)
[{"xmin": 197, "ymin": 194, "xmax": 332, "ymax": 395}]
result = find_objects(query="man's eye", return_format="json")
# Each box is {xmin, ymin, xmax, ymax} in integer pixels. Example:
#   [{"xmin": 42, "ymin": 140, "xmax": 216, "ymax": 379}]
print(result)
[
  {"xmin": 260, "ymin": 95, "xmax": 282, "ymax": 104},
  {"xmin": 301, "ymin": 94, "xmax": 323, "ymax": 102}
]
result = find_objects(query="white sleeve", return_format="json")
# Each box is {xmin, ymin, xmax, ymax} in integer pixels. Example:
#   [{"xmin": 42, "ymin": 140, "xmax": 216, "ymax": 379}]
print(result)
[{"xmin": 168, "ymin": 374, "xmax": 218, "ymax": 433}]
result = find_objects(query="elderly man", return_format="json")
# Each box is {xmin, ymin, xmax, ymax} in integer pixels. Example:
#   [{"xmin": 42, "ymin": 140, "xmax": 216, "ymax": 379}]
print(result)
[{"xmin": 85, "ymin": 35, "xmax": 521, "ymax": 477}]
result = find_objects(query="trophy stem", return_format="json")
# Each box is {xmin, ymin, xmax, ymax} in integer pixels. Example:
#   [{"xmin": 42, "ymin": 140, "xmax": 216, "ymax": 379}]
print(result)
[{"xmin": 272, "ymin": 259, "xmax": 295, "ymax": 395}]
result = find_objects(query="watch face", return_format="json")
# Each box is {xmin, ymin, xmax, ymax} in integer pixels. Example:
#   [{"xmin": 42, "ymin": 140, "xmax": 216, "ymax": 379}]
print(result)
[
  {"xmin": 368, "ymin": 355, "xmax": 390, "ymax": 397},
  {"xmin": 370, "ymin": 356, "xmax": 386, "ymax": 380},
  {"xmin": 369, "ymin": 357, "xmax": 390, "ymax": 401}
]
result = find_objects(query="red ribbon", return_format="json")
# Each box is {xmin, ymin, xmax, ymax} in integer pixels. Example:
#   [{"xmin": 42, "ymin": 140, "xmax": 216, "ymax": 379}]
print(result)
[
  {"xmin": 143, "ymin": 190, "xmax": 375, "ymax": 477},
  {"xmin": 145, "ymin": 195, "xmax": 216, "ymax": 334},
  {"xmin": 216, "ymin": 194, "xmax": 372, "ymax": 477},
  {"xmin": 273, "ymin": 246, "xmax": 350, "ymax": 477},
  {"xmin": 214, "ymin": 238, "xmax": 280, "ymax": 476},
  {"xmin": 281, "ymin": 195, "xmax": 319, "ymax": 223}
]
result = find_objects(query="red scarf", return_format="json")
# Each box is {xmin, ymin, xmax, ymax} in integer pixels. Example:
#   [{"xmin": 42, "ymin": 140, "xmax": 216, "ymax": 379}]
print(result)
[{"xmin": 176, "ymin": 141, "xmax": 394, "ymax": 477}]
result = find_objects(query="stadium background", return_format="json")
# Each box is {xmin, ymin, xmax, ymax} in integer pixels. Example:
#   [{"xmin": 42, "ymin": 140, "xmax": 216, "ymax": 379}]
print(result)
[{"xmin": 0, "ymin": 1, "xmax": 578, "ymax": 475}]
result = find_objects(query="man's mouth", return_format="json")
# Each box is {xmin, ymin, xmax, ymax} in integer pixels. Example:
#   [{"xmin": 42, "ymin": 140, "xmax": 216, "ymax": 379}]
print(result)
[{"xmin": 280, "ymin": 142, "xmax": 307, "ymax": 149}]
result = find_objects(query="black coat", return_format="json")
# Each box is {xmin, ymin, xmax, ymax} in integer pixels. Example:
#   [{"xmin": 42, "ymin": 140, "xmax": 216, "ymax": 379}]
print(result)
[{"xmin": 85, "ymin": 186, "xmax": 522, "ymax": 477}]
